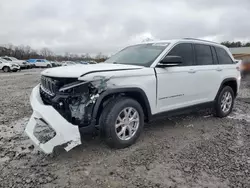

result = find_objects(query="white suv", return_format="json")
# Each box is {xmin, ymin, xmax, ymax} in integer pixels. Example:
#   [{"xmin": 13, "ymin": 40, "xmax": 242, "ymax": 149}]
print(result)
[
  {"xmin": 0, "ymin": 58, "xmax": 20, "ymax": 72},
  {"xmin": 2, "ymin": 56, "xmax": 29, "ymax": 69},
  {"xmin": 25, "ymin": 38, "xmax": 241, "ymax": 153}
]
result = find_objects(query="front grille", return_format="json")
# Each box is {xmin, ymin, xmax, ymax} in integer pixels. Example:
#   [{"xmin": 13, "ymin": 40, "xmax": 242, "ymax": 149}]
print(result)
[{"xmin": 40, "ymin": 76, "xmax": 57, "ymax": 96}]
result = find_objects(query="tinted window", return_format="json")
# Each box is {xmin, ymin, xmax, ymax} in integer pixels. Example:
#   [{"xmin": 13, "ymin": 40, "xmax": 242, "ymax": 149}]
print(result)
[
  {"xmin": 215, "ymin": 47, "xmax": 234, "ymax": 64},
  {"xmin": 211, "ymin": 46, "xmax": 218, "ymax": 64},
  {"xmin": 167, "ymin": 43, "xmax": 194, "ymax": 66},
  {"xmin": 194, "ymin": 44, "xmax": 213, "ymax": 65},
  {"xmin": 3, "ymin": 58, "xmax": 11, "ymax": 61},
  {"xmin": 36, "ymin": 60, "xmax": 41, "ymax": 62}
]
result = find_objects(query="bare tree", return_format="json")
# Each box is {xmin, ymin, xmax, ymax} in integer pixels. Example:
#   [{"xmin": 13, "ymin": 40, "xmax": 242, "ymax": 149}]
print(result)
[
  {"xmin": 0, "ymin": 43, "xmax": 109, "ymax": 62},
  {"xmin": 40, "ymin": 47, "xmax": 53, "ymax": 58}
]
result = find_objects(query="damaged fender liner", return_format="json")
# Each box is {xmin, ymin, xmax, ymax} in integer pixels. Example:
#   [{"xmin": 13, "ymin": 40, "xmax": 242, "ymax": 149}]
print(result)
[{"xmin": 79, "ymin": 87, "xmax": 152, "ymax": 133}]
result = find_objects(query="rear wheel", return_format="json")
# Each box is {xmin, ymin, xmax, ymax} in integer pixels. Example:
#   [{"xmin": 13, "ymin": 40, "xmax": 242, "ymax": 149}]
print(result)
[
  {"xmin": 100, "ymin": 97, "xmax": 144, "ymax": 149},
  {"xmin": 2, "ymin": 66, "xmax": 10, "ymax": 72},
  {"xmin": 214, "ymin": 86, "xmax": 234, "ymax": 117}
]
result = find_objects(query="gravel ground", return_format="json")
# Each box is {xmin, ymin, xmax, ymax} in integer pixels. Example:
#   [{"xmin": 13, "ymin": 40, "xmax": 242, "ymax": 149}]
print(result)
[{"xmin": 0, "ymin": 69, "xmax": 250, "ymax": 188}]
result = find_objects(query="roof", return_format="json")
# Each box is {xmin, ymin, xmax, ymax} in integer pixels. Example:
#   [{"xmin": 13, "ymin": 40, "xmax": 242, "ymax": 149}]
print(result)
[{"xmin": 229, "ymin": 47, "xmax": 250, "ymax": 55}]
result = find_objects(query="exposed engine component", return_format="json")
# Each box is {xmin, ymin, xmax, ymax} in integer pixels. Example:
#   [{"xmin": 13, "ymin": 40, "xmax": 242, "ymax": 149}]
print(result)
[{"xmin": 40, "ymin": 76, "xmax": 109, "ymax": 127}]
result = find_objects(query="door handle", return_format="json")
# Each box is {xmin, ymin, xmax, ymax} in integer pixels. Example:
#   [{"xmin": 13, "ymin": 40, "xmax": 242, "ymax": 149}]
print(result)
[
  {"xmin": 216, "ymin": 68, "xmax": 222, "ymax": 71},
  {"xmin": 188, "ymin": 69, "xmax": 196, "ymax": 73}
]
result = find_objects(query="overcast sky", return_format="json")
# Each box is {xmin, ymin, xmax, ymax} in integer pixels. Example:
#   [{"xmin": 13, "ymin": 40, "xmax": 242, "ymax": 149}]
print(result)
[{"xmin": 0, "ymin": 0, "xmax": 250, "ymax": 54}]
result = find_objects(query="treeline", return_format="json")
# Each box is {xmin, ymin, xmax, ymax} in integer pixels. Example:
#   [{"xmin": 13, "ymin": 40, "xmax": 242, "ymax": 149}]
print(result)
[
  {"xmin": 221, "ymin": 41, "xmax": 250, "ymax": 48},
  {"xmin": 0, "ymin": 44, "xmax": 108, "ymax": 62}
]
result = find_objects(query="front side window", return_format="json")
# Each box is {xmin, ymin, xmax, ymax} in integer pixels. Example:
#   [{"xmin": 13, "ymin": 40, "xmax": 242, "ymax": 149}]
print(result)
[
  {"xmin": 167, "ymin": 43, "xmax": 194, "ymax": 66},
  {"xmin": 105, "ymin": 43, "xmax": 169, "ymax": 67},
  {"xmin": 36, "ymin": 60, "xmax": 41, "ymax": 62},
  {"xmin": 3, "ymin": 57, "xmax": 11, "ymax": 61},
  {"xmin": 194, "ymin": 44, "xmax": 213, "ymax": 65},
  {"xmin": 215, "ymin": 47, "xmax": 234, "ymax": 64}
]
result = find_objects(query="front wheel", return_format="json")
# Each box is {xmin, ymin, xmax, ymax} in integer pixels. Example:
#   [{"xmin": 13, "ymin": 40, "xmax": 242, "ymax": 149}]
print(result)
[
  {"xmin": 214, "ymin": 86, "xmax": 235, "ymax": 117},
  {"xmin": 100, "ymin": 97, "xmax": 144, "ymax": 149},
  {"xmin": 3, "ymin": 66, "xmax": 10, "ymax": 72}
]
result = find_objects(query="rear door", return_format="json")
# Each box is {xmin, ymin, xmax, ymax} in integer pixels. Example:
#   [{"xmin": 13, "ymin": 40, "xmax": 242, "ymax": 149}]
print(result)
[
  {"xmin": 192, "ymin": 44, "xmax": 221, "ymax": 102},
  {"xmin": 35, "ymin": 59, "xmax": 42, "ymax": 67}
]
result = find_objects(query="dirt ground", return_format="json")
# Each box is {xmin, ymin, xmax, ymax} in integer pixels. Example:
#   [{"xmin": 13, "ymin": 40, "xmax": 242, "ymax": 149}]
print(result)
[{"xmin": 0, "ymin": 69, "xmax": 250, "ymax": 188}]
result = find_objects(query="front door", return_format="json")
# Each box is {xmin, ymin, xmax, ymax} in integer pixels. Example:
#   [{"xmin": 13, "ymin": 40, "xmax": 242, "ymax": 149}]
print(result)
[{"xmin": 156, "ymin": 43, "xmax": 202, "ymax": 113}]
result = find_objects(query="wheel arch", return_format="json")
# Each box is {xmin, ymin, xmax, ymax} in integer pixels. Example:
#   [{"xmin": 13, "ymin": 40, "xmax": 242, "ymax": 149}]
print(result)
[
  {"xmin": 215, "ymin": 78, "xmax": 238, "ymax": 100},
  {"xmin": 93, "ymin": 87, "xmax": 152, "ymax": 125},
  {"xmin": 2, "ymin": 66, "xmax": 10, "ymax": 71}
]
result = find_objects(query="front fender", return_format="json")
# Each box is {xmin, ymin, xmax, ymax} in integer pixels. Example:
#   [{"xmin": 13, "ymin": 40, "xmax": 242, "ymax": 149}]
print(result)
[{"xmin": 92, "ymin": 87, "xmax": 152, "ymax": 124}]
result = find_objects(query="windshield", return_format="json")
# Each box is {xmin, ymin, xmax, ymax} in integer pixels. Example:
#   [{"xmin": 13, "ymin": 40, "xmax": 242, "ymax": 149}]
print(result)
[
  {"xmin": 105, "ymin": 43, "xmax": 169, "ymax": 67},
  {"xmin": 0, "ymin": 58, "xmax": 9, "ymax": 63}
]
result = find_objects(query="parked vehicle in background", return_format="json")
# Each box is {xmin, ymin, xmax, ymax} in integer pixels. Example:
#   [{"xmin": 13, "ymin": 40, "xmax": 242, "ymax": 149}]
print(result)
[
  {"xmin": 25, "ymin": 38, "xmax": 241, "ymax": 154},
  {"xmin": 50, "ymin": 61, "xmax": 56, "ymax": 67},
  {"xmin": 79, "ymin": 61, "xmax": 89, "ymax": 64},
  {"xmin": 62, "ymin": 61, "xmax": 77, "ymax": 66},
  {"xmin": 0, "ymin": 58, "xmax": 20, "ymax": 72},
  {"xmin": 88, "ymin": 60, "xmax": 97, "ymax": 64},
  {"xmin": 27, "ymin": 59, "xmax": 52, "ymax": 68},
  {"xmin": 1, "ymin": 56, "xmax": 30, "ymax": 69},
  {"xmin": 78, "ymin": 61, "xmax": 97, "ymax": 65},
  {"xmin": 53, "ymin": 61, "xmax": 62, "ymax": 67}
]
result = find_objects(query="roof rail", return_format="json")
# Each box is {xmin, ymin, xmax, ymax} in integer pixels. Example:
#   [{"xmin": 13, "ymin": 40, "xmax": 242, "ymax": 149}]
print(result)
[{"xmin": 183, "ymin": 38, "xmax": 219, "ymax": 44}]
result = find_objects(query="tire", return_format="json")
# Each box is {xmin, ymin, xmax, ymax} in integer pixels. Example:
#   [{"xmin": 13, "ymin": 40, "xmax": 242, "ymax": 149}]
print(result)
[
  {"xmin": 100, "ymin": 97, "xmax": 144, "ymax": 149},
  {"xmin": 214, "ymin": 86, "xmax": 235, "ymax": 118},
  {"xmin": 2, "ymin": 66, "xmax": 10, "ymax": 72},
  {"xmin": 12, "ymin": 69, "xmax": 18, "ymax": 72},
  {"xmin": 46, "ymin": 64, "xmax": 51, "ymax": 68}
]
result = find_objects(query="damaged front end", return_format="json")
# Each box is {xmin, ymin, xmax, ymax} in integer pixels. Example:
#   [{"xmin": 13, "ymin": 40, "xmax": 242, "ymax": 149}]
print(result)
[{"xmin": 25, "ymin": 75, "xmax": 109, "ymax": 154}]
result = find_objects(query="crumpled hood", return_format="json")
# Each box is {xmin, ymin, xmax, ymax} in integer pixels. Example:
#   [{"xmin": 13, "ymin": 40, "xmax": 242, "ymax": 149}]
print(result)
[{"xmin": 41, "ymin": 63, "xmax": 143, "ymax": 78}]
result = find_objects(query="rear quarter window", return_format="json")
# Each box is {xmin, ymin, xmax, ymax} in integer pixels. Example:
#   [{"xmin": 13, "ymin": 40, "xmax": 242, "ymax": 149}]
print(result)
[{"xmin": 215, "ymin": 47, "xmax": 234, "ymax": 64}]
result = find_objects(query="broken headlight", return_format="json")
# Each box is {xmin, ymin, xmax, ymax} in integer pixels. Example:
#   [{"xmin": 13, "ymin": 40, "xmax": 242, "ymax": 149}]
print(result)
[{"xmin": 59, "ymin": 81, "xmax": 88, "ymax": 94}]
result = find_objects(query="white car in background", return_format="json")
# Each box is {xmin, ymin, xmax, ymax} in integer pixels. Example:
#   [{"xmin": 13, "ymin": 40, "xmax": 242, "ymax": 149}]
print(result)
[
  {"xmin": 0, "ymin": 58, "xmax": 20, "ymax": 72},
  {"xmin": 2, "ymin": 56, "xmax": 30, "ymax": 69},
  {"xmin": 62, "ymin": 61, "xmax": 77, "ymax": 66},
  {"xmin": 27, "ymin": 59, "xmax": 52, "ymax": 68}
]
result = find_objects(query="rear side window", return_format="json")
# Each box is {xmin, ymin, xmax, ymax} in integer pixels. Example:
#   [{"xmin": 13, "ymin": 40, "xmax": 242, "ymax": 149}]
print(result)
[
  {"xmin": 167, "ymin": 43, "xmax": 194, "ymax": 66},
  {"xmin": 215, "ymin": 47, "xmax": 234, "ymax": 64},
  {"xmin": 194, "ymin": 44, "xmax": 213, "ymax": 65}
]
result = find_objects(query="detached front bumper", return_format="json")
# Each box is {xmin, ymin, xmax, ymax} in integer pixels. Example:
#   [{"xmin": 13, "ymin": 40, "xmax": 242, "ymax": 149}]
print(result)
[{"xmin": 25, "ymin": 85, "xmax": 82, "ymax": 154}]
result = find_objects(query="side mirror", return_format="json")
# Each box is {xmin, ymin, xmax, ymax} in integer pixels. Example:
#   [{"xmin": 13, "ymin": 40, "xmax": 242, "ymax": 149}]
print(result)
[{"xmin": 158, "ymin": 56, "xmax": 182, "ymax": 67}]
